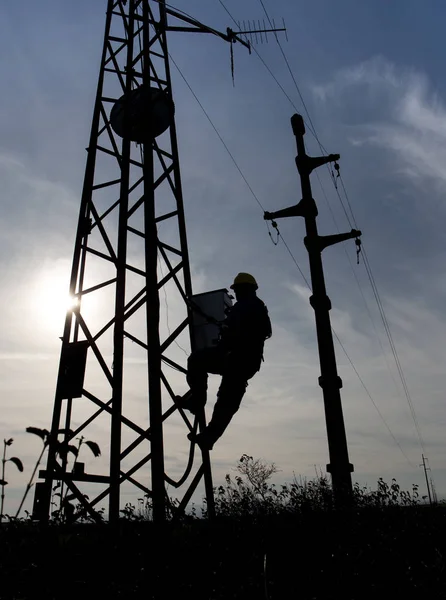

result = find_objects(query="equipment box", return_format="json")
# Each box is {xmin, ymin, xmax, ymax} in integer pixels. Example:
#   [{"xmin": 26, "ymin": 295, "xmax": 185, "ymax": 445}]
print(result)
[{"xmin": 190, "ymin": 289, "xmax": 232, "ymax": 350}]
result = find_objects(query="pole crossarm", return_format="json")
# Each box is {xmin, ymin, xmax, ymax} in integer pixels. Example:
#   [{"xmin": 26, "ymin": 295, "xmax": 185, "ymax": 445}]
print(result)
[
  {"xmin": 296, "ymin": 153, "xmax": 340, "ymax": 176},
  {"xmin": 264, "ymin": 198, "xmax": 317, "ymax": 220},
  {"xmin": 305, "ymin": 229, "xmax": 362, "ymax": 253}
]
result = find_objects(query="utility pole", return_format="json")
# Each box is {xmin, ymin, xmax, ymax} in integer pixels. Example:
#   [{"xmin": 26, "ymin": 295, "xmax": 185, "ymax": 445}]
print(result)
[
  {"xmin": 421, "ymin": 454, "xmax": 433, "ymax": 505},
  {"xmin": 265, "ymin": 114, "xmax": 361, "ymax": 506}
]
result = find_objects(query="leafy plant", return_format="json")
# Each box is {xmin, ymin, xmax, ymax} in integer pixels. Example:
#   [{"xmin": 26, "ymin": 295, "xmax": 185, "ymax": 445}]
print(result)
[
  {"xmin": 13, "ymin": 426, "xmax": 101, "ymax": 521},
  {"xmin": 1, "ymin": 438, "xmax": 23, "ymax": 522},
  {"xmin": 352, "ymin": 477, "xmax": 419, "ymax": 508},
  {"xmin": 15, "ymin": 427, "xmax": 50, "ymax": 518},
  {"xmin": 237, "ymin": 454, "xmax": 280, "ymax": 500},
  {"xmin": 208, "ymin": 456, "xmax": 421, "ymax": 519},
  {"xmin": 120, "ymin": 502, "xmax": 140, "ymax": 520},
  {"xmin": 57, "ymin": 435, "xmax": 101, "ymax": 520},
  {"xmin": 71, "ymin": 435, "xmax": 101, "ymax": 468}
]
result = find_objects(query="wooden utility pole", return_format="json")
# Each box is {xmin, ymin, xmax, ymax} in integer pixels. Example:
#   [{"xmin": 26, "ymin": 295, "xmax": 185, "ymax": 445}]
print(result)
[{"xmin": 265, "ymin": 114, "xmax": 361, "ymax": 506}]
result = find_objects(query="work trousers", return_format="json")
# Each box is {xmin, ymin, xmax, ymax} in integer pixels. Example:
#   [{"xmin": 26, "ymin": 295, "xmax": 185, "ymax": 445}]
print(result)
[{"xmin": 186, "ymin": 346, "xmax": 261, "ymax": 445}]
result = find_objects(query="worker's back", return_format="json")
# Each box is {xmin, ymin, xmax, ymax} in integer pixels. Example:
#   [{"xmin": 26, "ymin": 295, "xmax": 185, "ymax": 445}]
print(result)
[{"xmin": 220, "ymin": 294, "xmax": 271, "ymax": 361}]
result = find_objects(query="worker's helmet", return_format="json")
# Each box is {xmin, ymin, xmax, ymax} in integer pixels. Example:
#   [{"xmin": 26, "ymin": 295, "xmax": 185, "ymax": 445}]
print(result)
[{"xmin": 230, "ymin": 272, "xmax": 258, "ymax": 290}]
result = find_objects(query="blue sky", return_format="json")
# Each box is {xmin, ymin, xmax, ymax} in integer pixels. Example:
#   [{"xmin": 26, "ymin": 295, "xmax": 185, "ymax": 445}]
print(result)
[{"xmin": 1, "ymin": 0, "xmax": 446, "ymax": 516}]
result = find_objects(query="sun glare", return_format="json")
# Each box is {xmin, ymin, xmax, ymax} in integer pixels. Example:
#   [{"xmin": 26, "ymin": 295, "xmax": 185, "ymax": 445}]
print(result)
[
  {"xmin": 31, "ymin": 265, "xmax": 88, "ymax": 334},
  {"xmin": 30, "ymin": 262, "xmax": 109, "ymax": 339},
  {"xmin": 69, "ymin": 295, "xmax": 79, "ymax": 310}
]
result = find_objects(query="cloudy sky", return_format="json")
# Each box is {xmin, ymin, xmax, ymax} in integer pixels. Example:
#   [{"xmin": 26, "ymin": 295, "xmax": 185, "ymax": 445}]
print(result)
[{"xmin": 1, "ymin": 0, "xmax": 446, "ymax": 517}]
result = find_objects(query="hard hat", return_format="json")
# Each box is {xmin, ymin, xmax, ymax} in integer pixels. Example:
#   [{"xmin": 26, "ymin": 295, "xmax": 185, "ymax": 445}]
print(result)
[{"xmin": 230, "ymin": 272, "xmax": 258, "ymax": 289}]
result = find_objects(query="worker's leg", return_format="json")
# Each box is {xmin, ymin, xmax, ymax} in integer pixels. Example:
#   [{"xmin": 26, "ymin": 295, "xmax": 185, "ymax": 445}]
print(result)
[
  {"xmin": 184, "ymin": 346, "xmax": 225, "ymax": 410},
  {"xmin": 198, "ymin": 355, "xmax": 262, "ymax": 447},
  {"xmin": 203, "ymin": 374, "xmax": 248, "ymax": 445}
]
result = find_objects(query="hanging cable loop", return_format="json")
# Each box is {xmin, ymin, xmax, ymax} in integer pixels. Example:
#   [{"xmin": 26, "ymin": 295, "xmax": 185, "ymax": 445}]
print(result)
[
  {"xmin": 331, "ymin": 161, "xmax": 340, "ymax": 189},
  {"xmin": 267, "ymin": 219, "xmax": 280, "ymax": 246},
  {"xmin": 355, "ymin": 236, "xmax": 362, "ymax": 265}
]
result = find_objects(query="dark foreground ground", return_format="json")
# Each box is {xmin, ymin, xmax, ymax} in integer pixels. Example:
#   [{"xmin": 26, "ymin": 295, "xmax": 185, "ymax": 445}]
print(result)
[{"xmin": 1, "ymin": 506, "xmax": 446, "ymax": 599}]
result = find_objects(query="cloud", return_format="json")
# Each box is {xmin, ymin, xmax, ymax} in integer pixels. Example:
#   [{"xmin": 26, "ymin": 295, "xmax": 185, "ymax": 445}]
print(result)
[
  {"xmin": 312, "ymin": 56, "xmax": 446, "ymax": 188},
  {"xmin": 0, "ymin": 151, "xmax": 78, "ymax": 249}
]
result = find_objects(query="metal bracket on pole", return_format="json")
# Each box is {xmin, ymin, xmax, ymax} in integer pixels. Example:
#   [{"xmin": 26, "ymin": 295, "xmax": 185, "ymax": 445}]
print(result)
[
  {"xmin": 264, "ymin": 197, "xmax": 318, "ymax": 220},
  {"xmin": 305, "ymin": 229, "xmax": 362, "ymax": 253},
  {"xmin": 291, "ymin": 113, "xmax": 340, "ymax": 175},
  {"xmin": 327, "ymin": 463, "xmax": 354, "ymax": 475},
  {"xmin": 296, "ymin": 153, "xmax": 340, "ymax": 176}
]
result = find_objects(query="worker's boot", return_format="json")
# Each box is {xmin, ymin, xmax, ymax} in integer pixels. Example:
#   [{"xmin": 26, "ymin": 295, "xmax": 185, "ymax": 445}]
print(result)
[
  {"xmin": 187, "ymin": 430, "xmax": 214, "ymax": 451},
  {"xmin": 176, "ymin": 389, "xmax": 206, "ymax": 415}
]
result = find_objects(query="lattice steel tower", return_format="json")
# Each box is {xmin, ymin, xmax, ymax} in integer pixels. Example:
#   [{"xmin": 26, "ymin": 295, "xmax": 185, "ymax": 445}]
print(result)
[{"xmin": 32, "ymin": 0, "xmax": 260, "ymax": 523}]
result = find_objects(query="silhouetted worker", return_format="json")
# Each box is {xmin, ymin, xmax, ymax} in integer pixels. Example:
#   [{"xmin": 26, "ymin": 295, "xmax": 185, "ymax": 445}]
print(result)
[{"xmin": 183, "ymin": 273, "xmax": 272, "ymax": 450}]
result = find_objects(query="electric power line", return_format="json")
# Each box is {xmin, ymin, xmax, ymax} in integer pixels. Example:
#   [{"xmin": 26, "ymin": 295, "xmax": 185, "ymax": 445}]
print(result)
[
  {"xmin": 362, "ymin": 251, "xmax": 426, "ymax": 453},
  {"xmin": 314, "ymin": 172, "xmax": 415, "ymax": 414},
  {"xmin": 332, "ymin": 330, "xmax": 416, "ymax": 468},
  {"xmin": 169, "ymin": 54, "xmax": 265, "ymax": 214}
]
